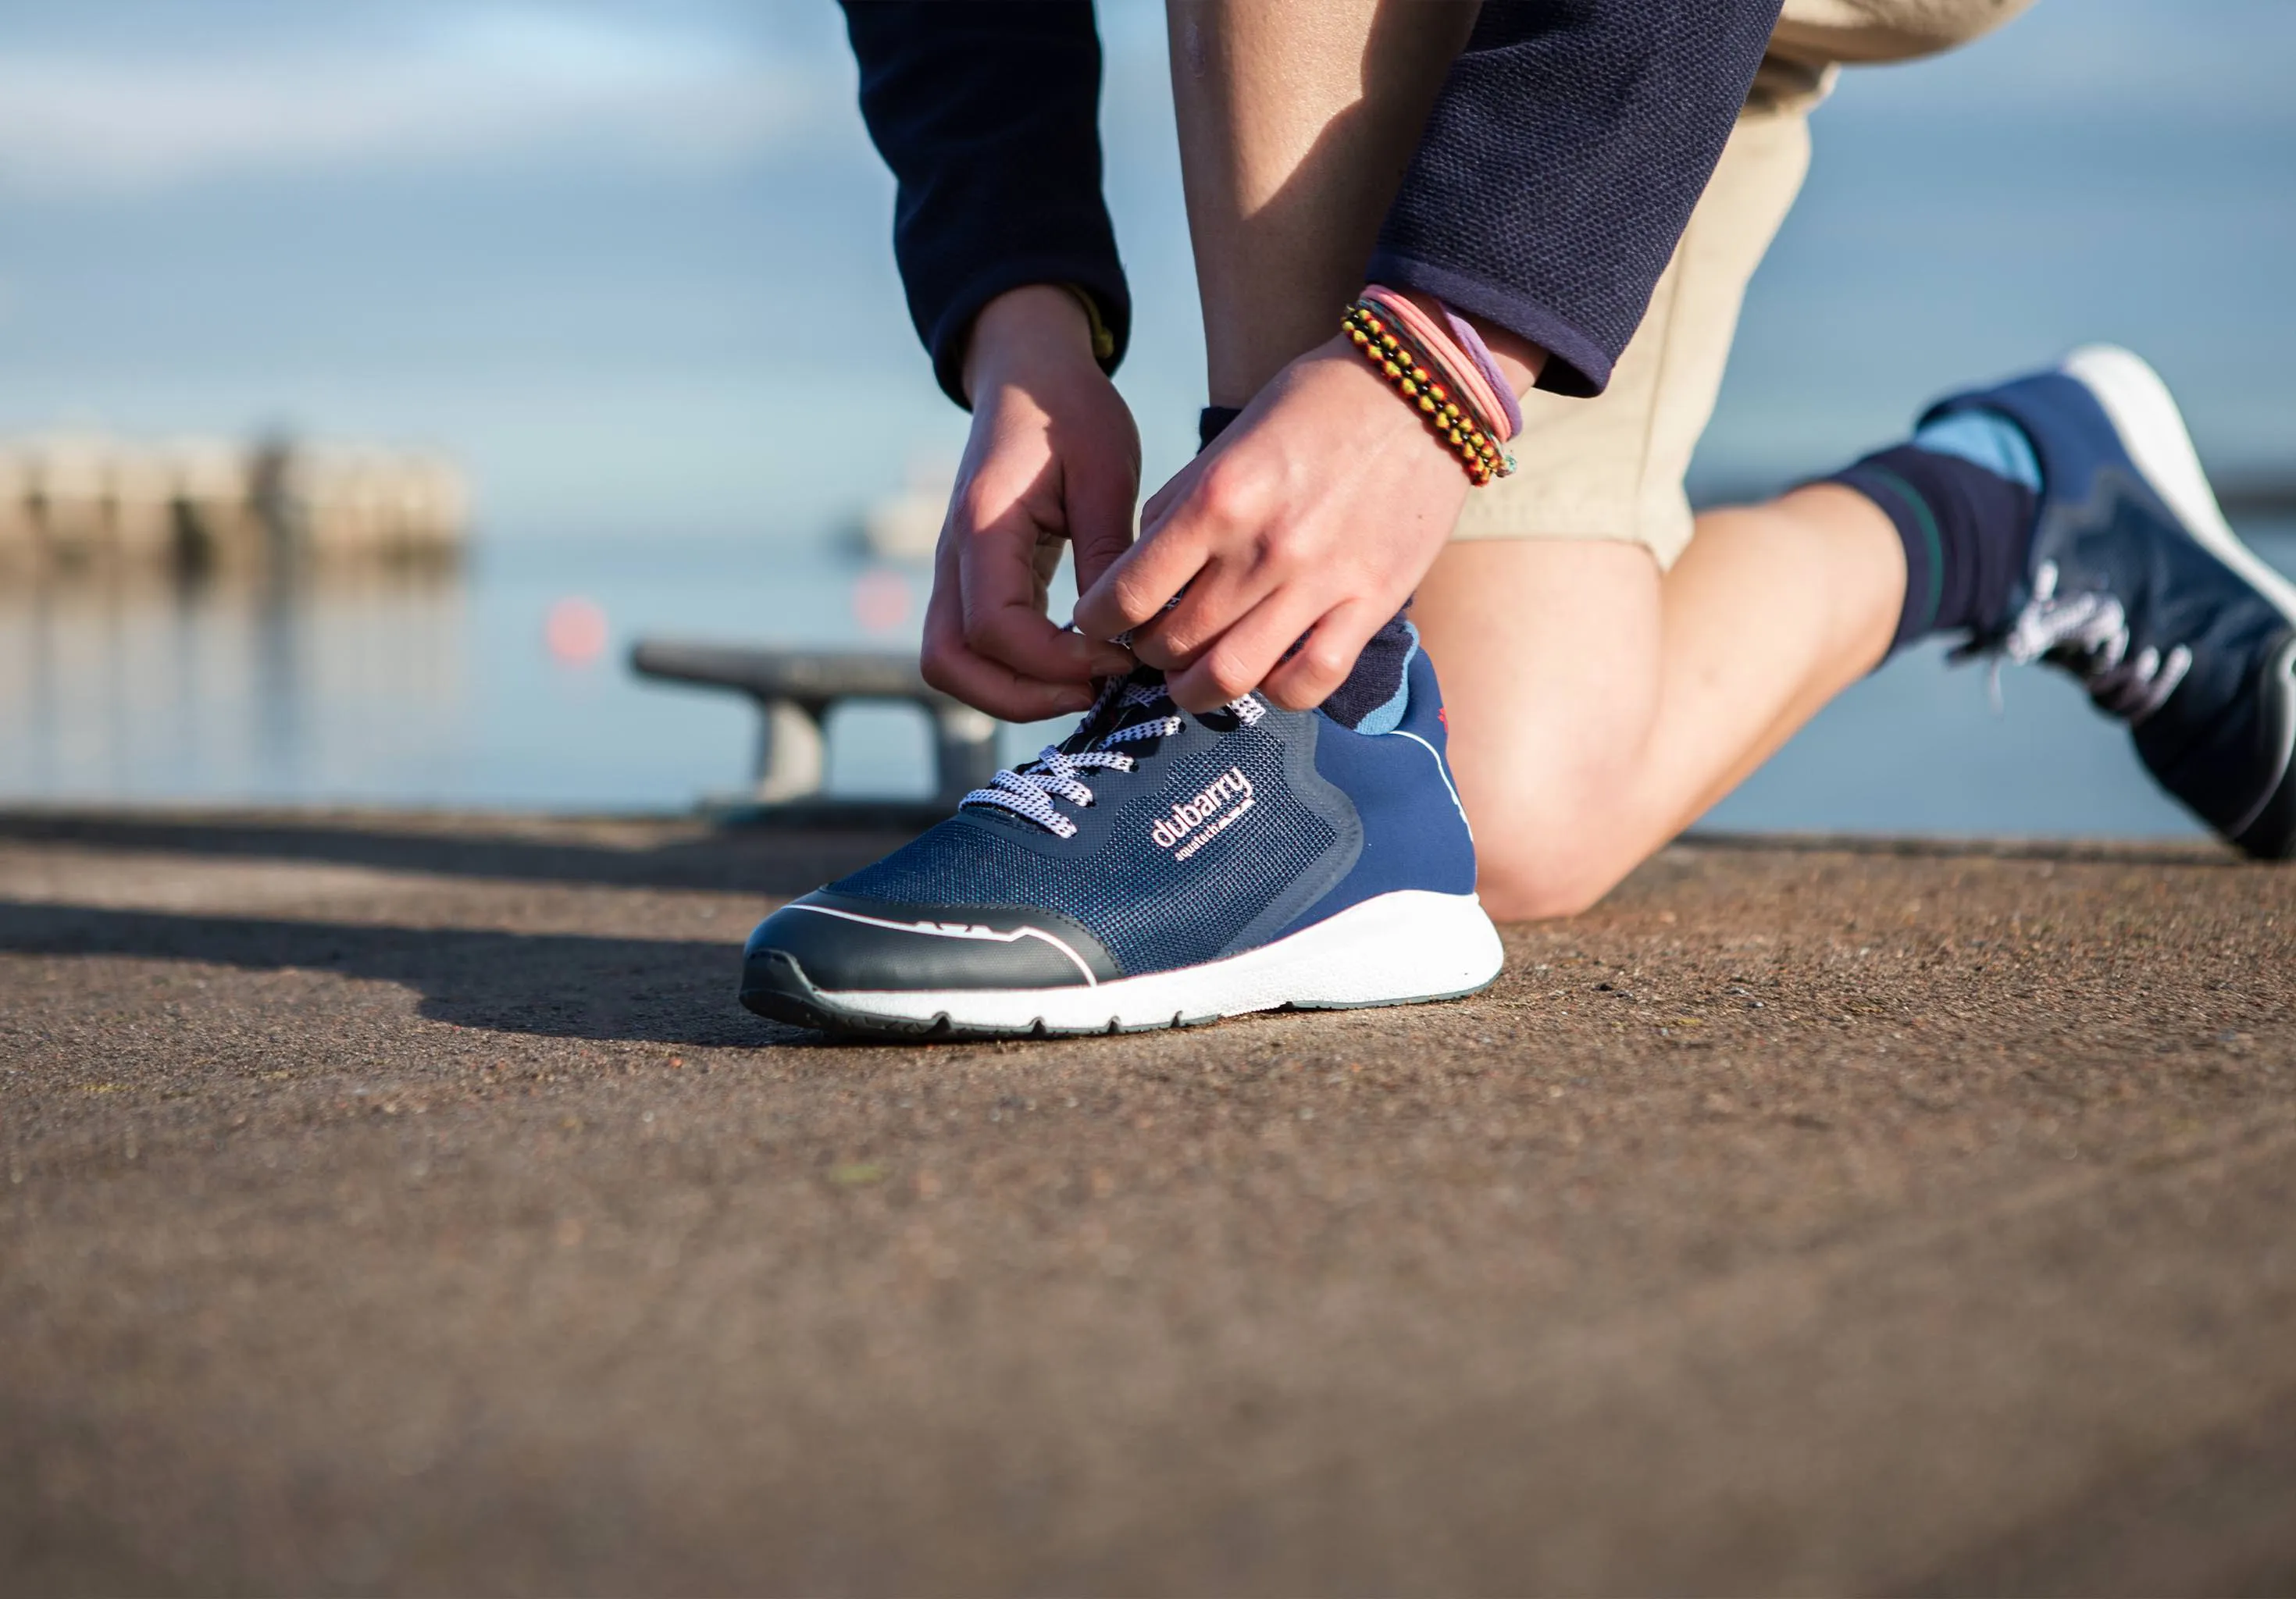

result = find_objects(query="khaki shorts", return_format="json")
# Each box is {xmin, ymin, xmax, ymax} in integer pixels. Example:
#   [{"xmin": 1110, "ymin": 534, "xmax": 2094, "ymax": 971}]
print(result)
[{"xmin": 1452, "ymin": 0, "xmax": 2038, "ymax": 568}]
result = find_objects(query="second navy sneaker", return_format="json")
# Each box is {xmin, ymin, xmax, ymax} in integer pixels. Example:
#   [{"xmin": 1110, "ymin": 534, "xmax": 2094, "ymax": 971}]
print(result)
[
  {"xmin": 740, "ymin": 643, "xmax": 1503, "ymax": 1038},
  {"xmin": 1941, "ymin": 345, "xmax": 2296, "ymax": 856}
]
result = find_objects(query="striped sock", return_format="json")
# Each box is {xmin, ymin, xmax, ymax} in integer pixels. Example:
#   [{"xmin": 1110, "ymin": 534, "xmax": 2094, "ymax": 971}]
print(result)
[{"xmin": 1827, "ymin": 408, "xmax": 2041, "ymax": 656}]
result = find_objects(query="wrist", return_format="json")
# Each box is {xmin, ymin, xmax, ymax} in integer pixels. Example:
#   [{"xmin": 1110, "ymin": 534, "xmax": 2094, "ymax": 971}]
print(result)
[
  {"xmin": 962, "ymin": 284, "xmax": 1100, "ymax": 406},
  {"xmin": 1309, "ymin": 337, "xmax": 1479, "ymax": 499}
]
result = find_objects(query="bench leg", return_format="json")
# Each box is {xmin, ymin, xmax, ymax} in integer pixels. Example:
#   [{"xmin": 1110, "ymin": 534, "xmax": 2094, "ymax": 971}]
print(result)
[
  {"xmin": 751, "ymin": 698, "xmax": 826, "ymax": 803},
  {"xmin": 932, "ymin": 703, "xmax": 1000, "ymax": 805}
]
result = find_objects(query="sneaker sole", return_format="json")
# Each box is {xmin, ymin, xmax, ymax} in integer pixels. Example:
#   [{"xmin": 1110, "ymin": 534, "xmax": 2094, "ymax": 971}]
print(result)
[
  {"xmin": 2063, "ymin": 344, "xmax": 2296, "ymax": 625},
  {"xmin": 2065, "ymin": 344, "xmax": 2296, "ymax": 844},
  {"xmin": 740, "ymin": 888, "xmax": 1504, "ymax": 1039}
]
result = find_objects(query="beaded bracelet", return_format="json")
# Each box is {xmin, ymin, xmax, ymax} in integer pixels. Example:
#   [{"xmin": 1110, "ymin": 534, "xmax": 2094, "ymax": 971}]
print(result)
[
  {"xmin": 1342, "ymin": 300, "xmax": 1514, "ymax": 486},
  {"xmin": 1361, "ymin": 287, "xmax": 1517, "ymax": 446}
]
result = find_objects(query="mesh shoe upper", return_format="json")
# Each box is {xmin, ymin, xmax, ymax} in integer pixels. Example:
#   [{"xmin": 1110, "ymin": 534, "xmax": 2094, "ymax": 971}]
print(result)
[
  {"xmin": 1931, "ymin": 364, "xmax": 2296, "ymax": 851},
  {"xmin": 832, "ymin": 690, "xmax": 1357, "ymax": 977},
  {"xmin": 754, "ymin": 654, "xmax": 1478, "ymax": 989}
]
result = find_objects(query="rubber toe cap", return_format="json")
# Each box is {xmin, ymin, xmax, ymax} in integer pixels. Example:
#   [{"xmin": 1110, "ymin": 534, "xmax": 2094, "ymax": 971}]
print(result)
[{"xmin": 740, "ymin": 890, "xmax": 1119, "ymax": 995}]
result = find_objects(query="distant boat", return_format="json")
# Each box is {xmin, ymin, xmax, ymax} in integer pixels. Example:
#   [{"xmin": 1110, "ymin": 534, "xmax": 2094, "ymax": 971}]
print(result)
[{"xmin": 854, "ymin": 457, "xmax": 955, "ymax": 563}]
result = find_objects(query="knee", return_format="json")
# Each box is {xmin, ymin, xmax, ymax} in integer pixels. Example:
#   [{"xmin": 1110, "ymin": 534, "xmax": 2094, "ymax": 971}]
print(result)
[
  {"xmin": 1471, "ymin": 824, "xmax": 1628, "ymax": 923},
  {"xmin": 1456, "ymin": 764, "xmax": 1649, "ymax": 921}
]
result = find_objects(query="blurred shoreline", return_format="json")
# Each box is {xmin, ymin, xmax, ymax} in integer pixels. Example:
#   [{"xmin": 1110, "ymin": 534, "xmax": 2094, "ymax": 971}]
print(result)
[{"xmin": 4, "ymin": 515, "xmax": 2292, "ymax": 837}]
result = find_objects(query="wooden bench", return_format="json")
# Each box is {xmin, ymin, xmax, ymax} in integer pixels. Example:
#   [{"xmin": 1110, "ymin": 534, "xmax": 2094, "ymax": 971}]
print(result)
[{"xmin": 629, "ymin": 639, "xmax": 1000, "ymax": 828}]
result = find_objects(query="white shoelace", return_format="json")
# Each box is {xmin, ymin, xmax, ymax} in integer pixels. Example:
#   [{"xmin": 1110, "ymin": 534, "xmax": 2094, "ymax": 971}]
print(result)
[
  {"xmin": 961, "ymin": 678, "xmax": 1184, "ymax": 839},
  {"xmin": 1981, "ymin": 559, "xmax": 2191, "ymax": 723}
]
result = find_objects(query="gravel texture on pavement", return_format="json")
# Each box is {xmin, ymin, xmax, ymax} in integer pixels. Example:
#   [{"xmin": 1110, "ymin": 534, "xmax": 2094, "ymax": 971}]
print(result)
[{"xmin": 2, "ymin": 807, "xmax": 2294, "ymax": 1595}]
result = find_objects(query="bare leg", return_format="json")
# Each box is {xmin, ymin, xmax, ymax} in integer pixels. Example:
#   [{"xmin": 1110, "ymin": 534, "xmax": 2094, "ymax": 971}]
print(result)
[
  {"xmin": 1414, "ymin": 488, "xmax": 1904, "ymax": 920},
  {"xmin": 1169, "ymin": 1, "xmax": 1908, "ymax": 920}
]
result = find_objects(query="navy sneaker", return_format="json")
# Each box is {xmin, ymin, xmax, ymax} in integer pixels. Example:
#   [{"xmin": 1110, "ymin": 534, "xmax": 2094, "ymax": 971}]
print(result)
[
  {"xmin": 1936, "ymin": 345, "xmax": 2296, "ymax": 856},
  {"xmin": 740, "ymin": 643, "xmax": 1503, "ymax": 1038}
]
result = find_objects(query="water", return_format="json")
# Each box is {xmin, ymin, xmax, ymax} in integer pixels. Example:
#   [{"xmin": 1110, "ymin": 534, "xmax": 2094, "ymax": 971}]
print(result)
[
  {"xmin": 0, "ymin": 536, "xmax": 931, "ymax": 810},
  {"xmin": 7, "ymin": 519, "xmax": 2294, "ymax": 836}
]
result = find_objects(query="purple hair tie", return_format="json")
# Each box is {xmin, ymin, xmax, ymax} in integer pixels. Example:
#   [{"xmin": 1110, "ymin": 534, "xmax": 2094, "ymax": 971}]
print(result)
[{"xmin": 1441, "ymin": 304, "xmax": 1524, "ymax": 441}]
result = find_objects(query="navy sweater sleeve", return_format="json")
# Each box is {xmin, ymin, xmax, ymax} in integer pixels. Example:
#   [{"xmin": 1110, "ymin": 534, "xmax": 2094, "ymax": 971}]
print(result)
[
  {"xmin": 1368, "ymin": 1, "xmax": 1781, "ymax": 397},
  {"xmin": 840, "ymin": 2, "xmax": 1129, "ymax": 408}
]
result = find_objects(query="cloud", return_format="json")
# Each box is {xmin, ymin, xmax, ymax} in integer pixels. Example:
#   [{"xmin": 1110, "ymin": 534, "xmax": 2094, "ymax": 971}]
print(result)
[{"xmin": 0, "ymin": 6, "xmax": 833, "ymax": 193}]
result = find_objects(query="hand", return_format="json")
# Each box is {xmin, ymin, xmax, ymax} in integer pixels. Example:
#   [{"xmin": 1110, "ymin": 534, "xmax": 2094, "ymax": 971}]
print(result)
[
  {"xmin": 1068, "ymin": 333, "xmax": 1464, "ymax": 714},
  {"xmin": 1075, "ymin": 295, "xmax": 1542, "ymax": 715},
  {"xmin": 923, "ymin": 285, "xmax": 1140, "ymax": 721}
]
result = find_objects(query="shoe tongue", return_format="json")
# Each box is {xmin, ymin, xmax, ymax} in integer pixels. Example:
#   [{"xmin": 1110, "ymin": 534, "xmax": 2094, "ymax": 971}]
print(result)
[{"xmin": 1058, "ymin": 665, "xmax": 1177, "ymax": 756}]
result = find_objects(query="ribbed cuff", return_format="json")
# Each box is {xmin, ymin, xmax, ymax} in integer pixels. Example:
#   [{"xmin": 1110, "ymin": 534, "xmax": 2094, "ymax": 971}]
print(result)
[{"xmin": 1363, "ymin": 251, "xmax": 1613, "ymax": 399}]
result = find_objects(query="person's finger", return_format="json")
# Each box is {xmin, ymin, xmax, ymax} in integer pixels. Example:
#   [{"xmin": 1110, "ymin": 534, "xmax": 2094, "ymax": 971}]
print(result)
[
  {"xmin": 1128, "ymin": 543, "xmax": 1291, "ymax": 672},
  {"xmin": 954, "ymin": 497, "xmax": 1133, "ymax": 682},
  {"xmin": 1164, "ymin": 585, "xmax": 1338, "ymax": 714},
  {"xmin": 1075, "ymin": 452, "xmax": 1208, "ymax": 653},
  {"xmin": 1029, "ymin": 525, "xmax": 1067, "ymax": 612},
  {"xmin": 924, "ymin": 643, "xmax": 1100, "ymax": 723},
  {"xmin": 1255, "ymin": 597, "xmax": 1389, "ymax": 713},
  {"xmin": 1071, "ymin": 501, "xmax": 1214, "ymax": 643},
  {"xmin": 921, "ymin": 529, "xmax": 1102, "ymax": 721},
  {"xmin": 1065, "ymin": 426, "xmax": 1144, "ymax": 603},
  {"xmin": 1131, "ymin": 450, "xmax": 1206, "ymax": 551},
  {"xmin": 920, "ymin": 599, "xmax": 1098, "ymax": 722},
  {"xmin": 1122, "ymin": 445, "xmax": 1300, "ymax": 667}
]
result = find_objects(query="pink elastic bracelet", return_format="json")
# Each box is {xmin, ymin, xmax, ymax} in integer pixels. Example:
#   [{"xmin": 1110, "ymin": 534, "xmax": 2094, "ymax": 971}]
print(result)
[
  {"xmin": 1360, "ymin": 285, "xmax": 1517, "ymax": 444},
  {"xmin": 1359, "ymin": 288, "xmax": 1503, "ymax": 435}
]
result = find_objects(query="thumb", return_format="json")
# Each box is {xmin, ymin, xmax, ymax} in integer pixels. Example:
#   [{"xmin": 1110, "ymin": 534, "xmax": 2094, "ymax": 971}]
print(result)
[
  {"xmin": 1068, "ymin": 490, "xmax": 1136, "ymax": 608},
  {"xmin": 1064, "ymin": 422, "xmax": 1140, "ymax": 610}
]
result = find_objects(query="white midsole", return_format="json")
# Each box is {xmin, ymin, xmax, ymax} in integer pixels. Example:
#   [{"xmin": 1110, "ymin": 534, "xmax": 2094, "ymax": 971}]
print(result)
[
  {"xmin": 2063, "ymin": 344, "xmax": 2296, "ymax": 627},
  {"xmin": 2066, "ymin": 344, "xmax": 2296, "ymax": 841},
  {"xmin": 817, "ymin": 888, "xmax": 1503, "ymax": 1031}
]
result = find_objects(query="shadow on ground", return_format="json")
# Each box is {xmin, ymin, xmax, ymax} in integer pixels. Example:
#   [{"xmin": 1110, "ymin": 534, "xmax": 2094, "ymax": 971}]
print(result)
[
  {"xmin": 0, "ymin": 900, "xmax": 790, "ymax": 1048},
  {"xmin": 0, "ymin": 808, "xmax": 900, "ymax": 896}
]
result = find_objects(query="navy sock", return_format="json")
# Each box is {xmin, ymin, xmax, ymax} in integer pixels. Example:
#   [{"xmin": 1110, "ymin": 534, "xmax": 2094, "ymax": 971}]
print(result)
[
  {"xmin": 1826, "ymin": 409, "xmax": 2041, "ymax": 656},
  {"xmin": 1196, "ymin": 404, "xmax": 1414, "ymax": 729}
]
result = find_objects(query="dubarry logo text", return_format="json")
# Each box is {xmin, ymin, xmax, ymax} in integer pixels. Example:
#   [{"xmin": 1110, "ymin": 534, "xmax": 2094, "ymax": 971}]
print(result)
[{"xmin": 1150, "ymin": 767, "xmax": 1256, "ymax": 860}]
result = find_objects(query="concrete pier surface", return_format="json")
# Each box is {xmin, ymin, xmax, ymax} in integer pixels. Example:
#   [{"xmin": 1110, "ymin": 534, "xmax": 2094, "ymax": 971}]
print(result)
[{"xmin": 4, "ymin": 807, "xmax": 2294, "ymax": 1594}]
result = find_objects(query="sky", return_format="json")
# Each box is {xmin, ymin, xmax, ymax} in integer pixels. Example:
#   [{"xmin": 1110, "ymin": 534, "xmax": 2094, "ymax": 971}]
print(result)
[{"xmin": 0, "ymin": 1, "xmax": 2290, "ymax": 543}]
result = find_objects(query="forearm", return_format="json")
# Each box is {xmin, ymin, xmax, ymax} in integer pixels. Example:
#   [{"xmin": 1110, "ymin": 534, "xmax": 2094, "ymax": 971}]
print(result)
[{"xmin": 1371, "ymin": 0, "xmax": 1781, "ymax": 397}]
